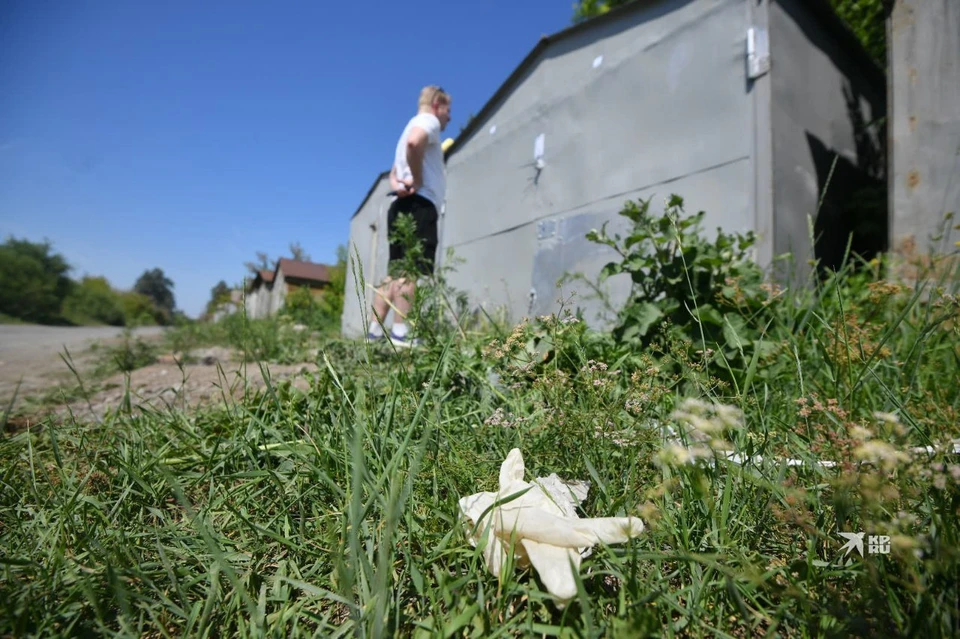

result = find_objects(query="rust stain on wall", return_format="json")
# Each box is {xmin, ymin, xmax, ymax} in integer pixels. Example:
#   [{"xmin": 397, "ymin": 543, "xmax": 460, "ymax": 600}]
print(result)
[
  {"xmin": 890, "ymin": 235, "xmax": 960, "ymax": 284},
  {"xmin": 891, "ymin": 0, "xmax": 915, "ymax": 33},
  {"xmin": 907, "ymin": 170, "xmax": 921, "ymax": 190}
]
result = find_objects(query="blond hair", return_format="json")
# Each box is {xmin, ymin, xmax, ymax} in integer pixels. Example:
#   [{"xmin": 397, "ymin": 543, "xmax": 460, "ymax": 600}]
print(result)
[{"xmin": 418, "ymin": 85, "xmax": 451, "ymax": 112}]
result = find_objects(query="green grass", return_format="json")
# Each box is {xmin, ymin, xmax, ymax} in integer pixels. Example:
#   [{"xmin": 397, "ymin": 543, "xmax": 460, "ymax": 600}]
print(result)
[
  {"xmin": 164, "ymin": 313, "xmax": 318, "ymax": 365},
  {"xmin": 0, "ymin": 312, "xmax": 29, "ymax": 325},
  {"xmin": 2, "ymin": 255, "xmax": 959, "ymax": 637},
  {"xmin": 58, "ymin": 310, "xmax": 115, "ymax": 327}
]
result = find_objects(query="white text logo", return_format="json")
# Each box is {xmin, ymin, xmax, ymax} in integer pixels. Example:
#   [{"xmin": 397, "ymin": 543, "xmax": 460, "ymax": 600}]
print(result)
[{"xmin": 839, "ymin": 532, "xmax": 890, "ymax": 557}]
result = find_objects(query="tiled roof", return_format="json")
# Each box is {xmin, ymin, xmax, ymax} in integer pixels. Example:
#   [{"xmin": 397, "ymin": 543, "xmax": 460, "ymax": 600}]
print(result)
[{"xmin": 277, "ymin": 258, "xmax": 331, "ymax": 283}]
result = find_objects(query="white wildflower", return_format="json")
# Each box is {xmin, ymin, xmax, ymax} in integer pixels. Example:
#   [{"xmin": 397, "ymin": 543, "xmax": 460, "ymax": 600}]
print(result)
[
  {"xmin": 671, "ymin": 397, "xmax": 743, "ymax": 441},
  {"xmin": 873, "ymin": 411, "xmax": 907, "ymax": 436},
  {"xmin": 853, "ymin": 440, "xmax": 911, "ymax": 470},
  {"xmin": 655, "ymin": 444, "xmax": 713, "ymax": 467}
]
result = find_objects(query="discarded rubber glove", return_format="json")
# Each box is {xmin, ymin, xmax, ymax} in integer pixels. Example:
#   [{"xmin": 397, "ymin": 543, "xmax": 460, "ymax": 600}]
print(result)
[{"xmin": 458, "ymin": 448, "xmax": 644, "ymax": 606}]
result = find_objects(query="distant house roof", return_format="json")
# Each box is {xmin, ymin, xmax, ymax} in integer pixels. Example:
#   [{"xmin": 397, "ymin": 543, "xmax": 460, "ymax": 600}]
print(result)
[
  {"xmin": 446, "ymin": 0, "xmax": 884, "ymax": 157},
  {"xmin": 276, "ymin": 258, "xmax": 332, "ymax": 284},
  {"xmin": 247, "ymin": 269, "xmax": 275, "ymax": 291}
]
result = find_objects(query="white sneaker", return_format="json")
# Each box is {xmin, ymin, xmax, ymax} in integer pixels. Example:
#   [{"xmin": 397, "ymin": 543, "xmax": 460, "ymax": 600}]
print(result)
[{"xmin": 389, "ymin": 330, "xmax": 422, "ymax": 348}]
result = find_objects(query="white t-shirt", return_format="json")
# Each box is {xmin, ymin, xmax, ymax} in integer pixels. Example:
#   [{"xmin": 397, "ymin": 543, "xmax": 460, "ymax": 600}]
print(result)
[{"xmin": 392, "ymin": 112, "xmax": 446, "ymax": 210}]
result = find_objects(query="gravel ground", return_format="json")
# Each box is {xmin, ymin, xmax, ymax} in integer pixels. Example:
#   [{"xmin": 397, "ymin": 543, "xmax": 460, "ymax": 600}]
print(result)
[
  {"xmin": 42, "ymin": 356, "xmax": 319, "ymax": 426},
  {"xmin": 0, "ymin": 325, "xmax": 167, "ymax": 402},
  {"xmin": 0, "ymin": 325, "xmax": 319, "ymax": 428}
]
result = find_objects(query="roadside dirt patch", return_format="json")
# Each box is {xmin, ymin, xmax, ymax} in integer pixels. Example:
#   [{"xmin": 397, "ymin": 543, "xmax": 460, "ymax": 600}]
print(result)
[
  {"xmin": 2, "ymin": 326, "xmax": 326, "ymax": 428},
  {"xmin": 0, "ymin": 326, "xmax": 165, "ymax": 407},
  {"xmin": 35, "ymin": 354, "xmax": 320, "ymax": 425}
]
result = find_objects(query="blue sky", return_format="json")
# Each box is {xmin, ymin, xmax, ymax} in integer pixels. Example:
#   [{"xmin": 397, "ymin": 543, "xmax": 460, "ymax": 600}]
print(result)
[{"xmin": 0, "ymin": 0, "xmax": 575, "ymax": 318}]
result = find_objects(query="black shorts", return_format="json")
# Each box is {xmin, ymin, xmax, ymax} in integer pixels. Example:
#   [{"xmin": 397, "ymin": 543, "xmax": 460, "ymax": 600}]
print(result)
[{"xmin": 387, "ymin": 193, "xmax": 438, "ymax": 277}]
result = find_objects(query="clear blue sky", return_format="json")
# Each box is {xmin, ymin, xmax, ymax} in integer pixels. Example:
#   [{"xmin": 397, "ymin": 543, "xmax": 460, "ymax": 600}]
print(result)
[{"xmin": 1, "ymin": 0, "xmax": 575, "ymax": 318}]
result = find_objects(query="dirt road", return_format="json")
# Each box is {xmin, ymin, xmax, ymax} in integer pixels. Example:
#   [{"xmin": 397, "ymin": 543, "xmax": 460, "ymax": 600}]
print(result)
[
  {"xmin": 0, "ymin": 325, "xmax": 166, "ymax": 364},
  {"xmin": 0, "ymin": 325, "xmax": 166, "ymax": 404},
  {"xmin": 1, "ymin": 324, "xmax": 319, "ymax": 426}
]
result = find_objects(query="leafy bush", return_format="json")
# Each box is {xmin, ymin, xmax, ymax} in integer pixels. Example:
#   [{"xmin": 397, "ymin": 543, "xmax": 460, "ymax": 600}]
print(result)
[
  {"xmin": 93, "ymin": 327, "xmax": 159, "ymax": 375},
  {"xmin": 829, "ymin": 0, "xmax": 888, "ymax": 66},
  {"xmin": 317, "ymin": 247, "xmax": 347, "ymax": 323},
  {"xmin": 280, "ymin": 286, "xmax": 332, "ymax": 332},
  {"xmin": 118, "ymin": 291, "xmax": 164, "ymax": 326},
  {"xmin": 61, "ymin": 276, "xmax": 126, "ymax": 326},
  {"xmin": 165, "ymin": 312, "xmax": 315, "ymax": 364},
  {"xmin": 584, "ymin": 195, "xmax": 785, "ymax": 381},
  {"xmin": 279, "ymin": 250, "xmax": 347, "ymax": 336},
  {"xmin": 230, "ymin": 315, "xmax": 315, "ymax": 364},
  {"xmin": 385, "ymin": 213, "xmax": 478, "ymax": 345}
]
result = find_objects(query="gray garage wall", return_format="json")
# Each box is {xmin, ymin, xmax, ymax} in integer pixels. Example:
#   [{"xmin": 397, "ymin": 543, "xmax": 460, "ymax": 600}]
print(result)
[
  {"xmin": 342, "ymin": 173, "xmax": 392, "ymax": 337},
  {"xmin": 341, "ymin": 0, "xmax": 890, "ymax": 336},
  {"xmin": 890, "ymin": 0, "xmax": 960, "ymax": 257},
  {"xmin": 768, "ymin": 0, "xmax": 886, "ymax": 282},
  {"xmin": 444, "ymin": 157, "xmax": 754, "ymax": 326},
  {"xmin": 442, "ymin": 0, "xmax": 754, "ymax": 325}
]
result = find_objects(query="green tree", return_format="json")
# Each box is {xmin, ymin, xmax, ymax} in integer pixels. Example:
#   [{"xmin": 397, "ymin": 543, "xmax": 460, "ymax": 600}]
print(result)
[
  {"xmin": 572, "ymin": 0, "xmax": 889, "ymax": 66},
  {"xmin": 289, "ymin": 241, "xmax": 310, "ymax": 262},
  {"xmin": 206, "ymin": 280, "xmax": 231, "ymax": 316},
  {"xmin": 133, "ymin": 268, "xmax": 176, "ymax": 322},
  {"xmin": 318, "ymin": 244, "xmax": 347, "ymax": 321},
  {"xmin": 828, "ymin": 0, "xmax": 889, "ymax": 66},
  {"xmin": 572, "ymin": 0, "xmax": 627, "ymax": 23},
  {"xmin": 245, "ymin": 252, "xmax": 275, "ymax": 276},
  {"xmin": 118, "ymin": 290, "xmax": 162, "ymax": 326},
  {"xmin": 280, "ymin": 245, "xmax": 348, "ymax": 333},
  {"xmin": 0, "ymin": 236, "xmax": 73, "ymax": 324},
  {"xmin": 61, "ymin": 276, "xmax": 125, "ymax": 326}
]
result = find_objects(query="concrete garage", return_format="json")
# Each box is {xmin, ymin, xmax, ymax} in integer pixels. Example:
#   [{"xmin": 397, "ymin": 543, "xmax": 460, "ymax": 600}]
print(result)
[
  {"xmin": 889, "ymin": 0, "xmax": 960, "ymax": 260},
  {"xmin": 441, "ymin": 0, "xmax": 884, "ymax": 326},
  {"xmin": 342, "ymin": 0, "xmax": 886, "ymax": 335},
  {"xmin": 341, "ymin": 171, "xmax": 393, "ymax": 337}
]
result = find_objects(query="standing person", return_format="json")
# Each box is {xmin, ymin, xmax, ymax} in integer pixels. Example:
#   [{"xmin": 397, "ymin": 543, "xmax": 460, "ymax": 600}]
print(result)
[{"xmin": 367, "ymin": 85, "xmax": 451, "ymax": 346}]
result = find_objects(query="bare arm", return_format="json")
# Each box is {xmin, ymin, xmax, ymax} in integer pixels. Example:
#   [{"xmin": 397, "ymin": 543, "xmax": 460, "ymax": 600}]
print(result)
[
  {"xmin": 389, "ymin": 165, "xmax": 403, "ymax": 192},
  {"xmin": 405, "ymin": 127, "xmax": 429, "ymax": 188}
]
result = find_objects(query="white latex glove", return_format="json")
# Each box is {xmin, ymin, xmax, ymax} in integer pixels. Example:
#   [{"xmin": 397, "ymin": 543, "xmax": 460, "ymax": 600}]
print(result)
[{"xmin": 458, "ymin": 448, "xmax": 644, "ymax": 606}]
